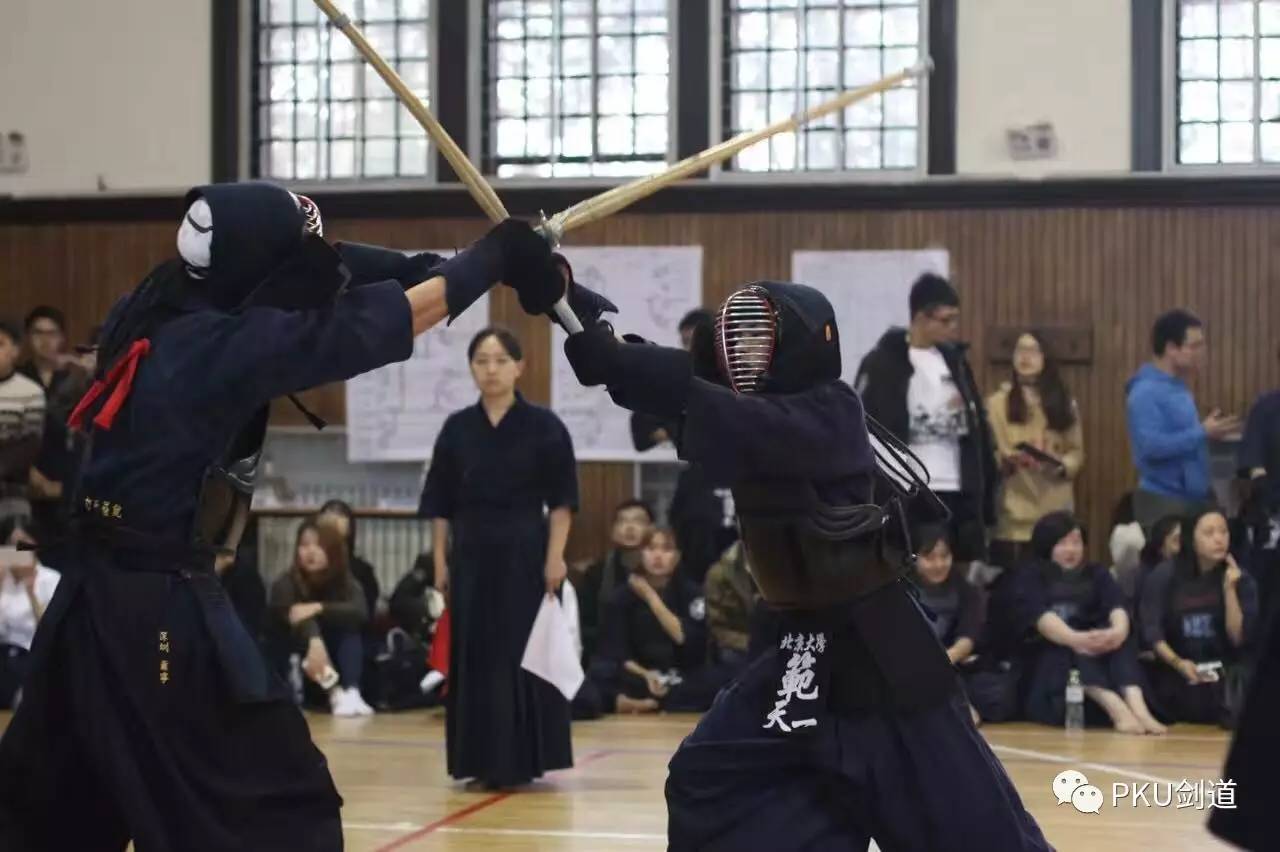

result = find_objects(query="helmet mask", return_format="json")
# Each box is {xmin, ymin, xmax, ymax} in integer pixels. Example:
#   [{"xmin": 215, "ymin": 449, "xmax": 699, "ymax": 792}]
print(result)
[
  {"xmin": 176, "ymin": 182, "xmax": 347, "ymax": 312},
  {"xmin": 705, "ymin": 281, "xmax": 842, "ymax": 394}
]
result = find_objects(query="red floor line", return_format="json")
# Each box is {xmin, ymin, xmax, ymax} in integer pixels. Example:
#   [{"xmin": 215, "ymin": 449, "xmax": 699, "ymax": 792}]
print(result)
[
  {"xmin": 573, "ymin": 748, "xmax": 617, "ymax": 767},
  {"xmin": 370, "ymin": 749, "xmax": 618, "ymax": 850},
  {"xmin": 373, "ymin": 792, "xmax": 512, "ymax": 852}
]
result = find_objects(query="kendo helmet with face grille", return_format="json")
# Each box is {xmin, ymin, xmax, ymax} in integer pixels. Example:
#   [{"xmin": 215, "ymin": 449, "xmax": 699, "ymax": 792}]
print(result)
[{"xmin": 708, "ymin": 281, "xmax": 842, "ymax": 395}]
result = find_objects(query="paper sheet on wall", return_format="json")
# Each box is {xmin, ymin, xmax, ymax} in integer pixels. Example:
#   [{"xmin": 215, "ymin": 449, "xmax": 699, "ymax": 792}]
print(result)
[
  {"xmin": 346, "ymin": 257, "xmax": 487, "ymax": 461},
  {"xmin": 551, "ymin": 246, "xmax": 703, "ymax": 462},
  {"xmin": 791, "ymin": 250, "xmax": 950, "ymax": 383}
]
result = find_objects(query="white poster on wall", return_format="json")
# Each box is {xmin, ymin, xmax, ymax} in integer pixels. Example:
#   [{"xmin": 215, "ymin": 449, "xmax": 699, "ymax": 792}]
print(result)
[
  {"xmin": 550, "ymin": 246, "xmax": 703, "ymax": 462},
  {"xmin": 345, "ymin": 279, "xmax": 488, "ymax": 463},
  {"xmin": 791, "ymin": 250, "xmax": 950, "ymax": 383}
]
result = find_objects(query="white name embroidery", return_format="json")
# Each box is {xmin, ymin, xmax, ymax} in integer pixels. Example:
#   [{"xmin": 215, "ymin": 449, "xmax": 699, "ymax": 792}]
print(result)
[{"xmin": 764, "ymin": 632, "xmax": 828, "ymax": 733}]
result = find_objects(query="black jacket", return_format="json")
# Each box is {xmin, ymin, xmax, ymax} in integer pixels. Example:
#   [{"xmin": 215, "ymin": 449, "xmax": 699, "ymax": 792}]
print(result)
[{"xmin": 853, "ymin": 328, "xmax": 997, "ymax": 525}]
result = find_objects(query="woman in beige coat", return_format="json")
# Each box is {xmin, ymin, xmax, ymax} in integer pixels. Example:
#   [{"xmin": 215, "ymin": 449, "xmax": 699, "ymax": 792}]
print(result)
[{"xmin": 987, "ymin": 331, "xmax": 1084, "ymax": 569}]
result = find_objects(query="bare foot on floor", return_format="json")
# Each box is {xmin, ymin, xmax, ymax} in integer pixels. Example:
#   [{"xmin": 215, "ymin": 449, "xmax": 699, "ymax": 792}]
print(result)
[
  {"xmin": 616, "ymin": 695, "xmax": 660, "ymax": 714},
  {"xmin": 1137, "ymin": 714, "xmax": 1168, "ymax": 735},
  {"xmin": 1114, "ymin": 717, "xmax": 1147, "ymax": 735}
]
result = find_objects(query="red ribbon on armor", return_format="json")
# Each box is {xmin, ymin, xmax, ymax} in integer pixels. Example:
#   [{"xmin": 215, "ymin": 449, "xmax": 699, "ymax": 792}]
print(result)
[{"xmin": 67, "ymin": 339, "xmax": 152, "ymax": 432}]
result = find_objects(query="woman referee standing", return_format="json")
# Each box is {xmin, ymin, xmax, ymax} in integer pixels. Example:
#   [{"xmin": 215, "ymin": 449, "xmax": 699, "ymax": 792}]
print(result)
[{"xmin": 420, "ymin": 327, "xmax": 578, "ymax": 789}]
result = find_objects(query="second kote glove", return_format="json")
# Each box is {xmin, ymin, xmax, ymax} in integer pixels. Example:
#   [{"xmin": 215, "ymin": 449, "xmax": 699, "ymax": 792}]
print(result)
[
  {"xmin": 550, "ymin": 252, "xmax": 619, "ymax": 332},
  {"xmin": 434, "ymin": 219, "xmax": 564, "ymax": 322}
]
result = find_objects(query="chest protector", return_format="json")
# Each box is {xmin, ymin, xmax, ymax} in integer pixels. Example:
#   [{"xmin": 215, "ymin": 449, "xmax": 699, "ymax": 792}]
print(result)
[
  {"xmin": 733, "ymin": 477, "xmax": 907, "ymax": 608},
  {"xmin": 191, "ymin": 407, "xmax": 268, "ymax": 555}
]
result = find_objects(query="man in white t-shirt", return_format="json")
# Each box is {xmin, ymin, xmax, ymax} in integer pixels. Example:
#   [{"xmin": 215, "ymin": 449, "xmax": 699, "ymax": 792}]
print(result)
[
  {"xmin": 855, "ymin": 274, "xmax": 997, "ymax": 565},
  {"xmin": 0, "ymin": 517, "xmax": 60, "ymax": 707}
]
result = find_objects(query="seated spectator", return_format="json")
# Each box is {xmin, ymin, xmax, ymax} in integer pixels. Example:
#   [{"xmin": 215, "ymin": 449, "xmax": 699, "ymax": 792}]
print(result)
[
  {"xmin": 0, "ymin": 321, "xmax": 45, "ymax": 525},
  {"xmin": 591, "ymin": 527, "xmax": 727, "ymax": 714},
  {"xmin": 1140, "ymin": 508, "xmax": 1259, "ymax": 727},
  {"xmin": 909, "ymin": 525, "xmax": 986, "ymax": 724},
  {"xmin": 572, "ymin": 499, "xmax": 653, "ymax": 664},
  {"xmin": 318, "ymin": 499, "xmax": 380, "ymax": 625},
  {"xmin": 19, "ymin": 307, "xmax": 83, "ymax": 547},
  {"xmin": 0, "ymin": 517, "xmax": 60, "ymax": 708},
  {"xmin": 1128, "ymin": 516, "xmax": 1181, "ymax": 616},
  {"xmin": 1011, "ymin": 512, "xmax": 1165, "ymax": 734},
  {"xmin": 704, "ymin": 541, "xmax": 758, "ymax": 667},
  {"xmin": 268, "ymin": 518, "xmax": 373, "ymax": 717},
  {"xmin": 986, "ymin": 330, "xmax": 1084, "ymax": 570}
]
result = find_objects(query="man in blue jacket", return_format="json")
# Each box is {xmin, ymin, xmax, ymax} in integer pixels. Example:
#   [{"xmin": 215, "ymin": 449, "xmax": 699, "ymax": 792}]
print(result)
[{"xmin": 1125, "ymin": 309, "xmax": 1238, "ymax": 529}]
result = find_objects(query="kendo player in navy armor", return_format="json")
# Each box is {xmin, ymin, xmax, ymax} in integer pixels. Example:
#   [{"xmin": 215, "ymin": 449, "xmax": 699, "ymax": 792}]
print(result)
[
  {"xmin": 561, "ymin": 281, "xmax": 1051, "ymax": 851},
  {"xmin": 0, "ymin": 181, "xmax": 567, "ymax": 851}
]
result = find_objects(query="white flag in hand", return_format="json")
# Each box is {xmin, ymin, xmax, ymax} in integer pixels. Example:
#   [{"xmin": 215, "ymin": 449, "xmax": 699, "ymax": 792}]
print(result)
[{"xmin": 521, "ymin": 596, "xmax": 585, "ymax": 701}]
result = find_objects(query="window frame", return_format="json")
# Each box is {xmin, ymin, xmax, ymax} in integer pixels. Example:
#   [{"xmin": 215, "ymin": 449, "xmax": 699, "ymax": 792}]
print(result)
[
  {"xmin": 244, "ymin": 0, "xmax": 442, "ymax": 190},
  {"xmin": 224, "ymin": 0, "xmax": 953, "ymax": 189},
  {"xmin": 1162, "ymin": 0, "xmax": 1280, "ymax": 173},
  {"xmin": 708, "ymin": 0, "xmax": 932, "ymax": 184},
  {"xmin": 470, "ymin": 0, "xmax": 680, "ymax": 186}
]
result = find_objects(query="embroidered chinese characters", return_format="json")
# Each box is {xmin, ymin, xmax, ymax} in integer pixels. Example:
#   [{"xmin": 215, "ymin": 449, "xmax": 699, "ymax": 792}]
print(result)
[
  {"xmin": 159, "ymin": 630, "xmax": 171, "ymax": 685},
  {"xmin": 764, "ymin": 632, "xmax": 828, "ymax": 733}
]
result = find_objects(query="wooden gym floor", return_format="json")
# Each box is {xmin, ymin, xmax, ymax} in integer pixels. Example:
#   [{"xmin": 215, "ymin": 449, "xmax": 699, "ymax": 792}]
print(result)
[
  {"xmin": 0, "ymin": 708, "xmax": 1234, "ymax": 850},
  {"xmin": 307, "ymin": 710, "xmax": 1236, "ymax": 851}
]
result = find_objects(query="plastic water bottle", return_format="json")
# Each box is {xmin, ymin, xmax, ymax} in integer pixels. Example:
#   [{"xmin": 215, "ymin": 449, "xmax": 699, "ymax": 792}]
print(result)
[
  {"xmin": 1065, "ymin": 668, "xmax": 1085, "ymax": 731},
  {"xmin": 288, "ymin": 653, "xmax": 305, "ymax": 705}
]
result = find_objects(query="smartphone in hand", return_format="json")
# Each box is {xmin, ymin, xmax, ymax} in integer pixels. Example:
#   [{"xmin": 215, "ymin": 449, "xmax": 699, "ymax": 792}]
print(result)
[{"xmin": 1014, "ymin": 442, "xmax": 1065, "ymax": 472}]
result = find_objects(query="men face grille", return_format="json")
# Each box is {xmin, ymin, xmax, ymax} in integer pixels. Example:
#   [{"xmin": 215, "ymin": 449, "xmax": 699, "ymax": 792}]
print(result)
[{"xmin": 715, "ymin": 286, "xmax": 777, "ymax": 393}]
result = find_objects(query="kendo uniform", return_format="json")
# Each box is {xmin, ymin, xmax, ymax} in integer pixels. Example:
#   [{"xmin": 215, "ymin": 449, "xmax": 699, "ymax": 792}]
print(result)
[
  {"xmin": 1236, "ymin": 390, "xmax": 1280, "ymax": 626},
  {"xmin": 1211, "ymin": 394, "xmax": 1280, "ymax": 849},
  {"xmin": 1210, "ymin": 593, "xmax": 1280, "ymax": 849},
  {"xmin": 1138, "ymin": 558, "xmax": 1259, "ymax": 727},
  {"xmin": 563, "ymin": 282, "xmax": 1050, "ymax": 852},
  {"xmin": 1012, "ymin": 566, "xmax": 1142, "ymax": 726},
  {"xmin": 0, "ymin": 183, "xmax": 563, "ymax": 852},
  {"xmin": 592, "ymin": 575, "xmax": 732, "ymax": 713},
  {"xmin": 418, "ymin": 392, "xmax": 579, "ymax": 787}
]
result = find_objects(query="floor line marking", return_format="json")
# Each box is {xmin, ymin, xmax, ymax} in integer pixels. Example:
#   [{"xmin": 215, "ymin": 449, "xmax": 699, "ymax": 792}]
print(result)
[
  {"xmin": 369, "ymin": 749, "xmax": 618, "ymax": 851},
  {"xmin": 346, "ymin": 821, "xmax": 420, "ymax": 832},
  {"xmin": 372, "ymin": 793, "xmax": 512, "ymax": 852},
  {"xmin": 990, "ymin": 743, "xmax": 1177, "ymax": 785},
  {"xmin": 438, "ymin": 826, "xmax": 666, "ymax": 841}
]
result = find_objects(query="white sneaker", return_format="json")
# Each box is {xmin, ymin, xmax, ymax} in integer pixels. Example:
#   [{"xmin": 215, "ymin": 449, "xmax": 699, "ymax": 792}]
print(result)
[
  {"xmin": 345, "ymin": 687, "xmax": 375, "ymax": 716},
  {"xmin": 329, "ymin": 688, "xmax": 358, "ymax": 717},
  {"xmin": 420, "ymin": 670, "xmax": 445, "ymax": 695}
]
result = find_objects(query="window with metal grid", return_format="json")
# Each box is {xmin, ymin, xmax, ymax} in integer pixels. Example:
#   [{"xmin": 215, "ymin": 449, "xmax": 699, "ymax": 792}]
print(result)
[
  {"xmin": 482, "ymin": 0, "xmax": 672, "ymax": 178},
  {"xmin": 253, "ymin": 0, "xmax": 432, "ymax": 180},
  {"xmin": 1172, "ymin": 0, "xmax": 1280, "ymax": 165},
  {"xmin": 721, "ymin": 0, "xmax": 924, "ymax": 173}
]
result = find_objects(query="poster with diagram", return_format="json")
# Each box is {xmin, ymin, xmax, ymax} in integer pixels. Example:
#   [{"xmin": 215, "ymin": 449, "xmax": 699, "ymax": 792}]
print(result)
[{"xmin": 550, "ymin": 246, "xmax": 703, "ymax": 462}]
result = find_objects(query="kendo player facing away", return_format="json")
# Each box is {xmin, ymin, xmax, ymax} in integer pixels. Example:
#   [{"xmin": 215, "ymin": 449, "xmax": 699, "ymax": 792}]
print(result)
[
  {"xmin": 562, "ymin": 281, "xmax": 1051, "ymax": 851},
  {"xmin": 0, "ymin": 182, "xmax": 566, "ymax": 852}
]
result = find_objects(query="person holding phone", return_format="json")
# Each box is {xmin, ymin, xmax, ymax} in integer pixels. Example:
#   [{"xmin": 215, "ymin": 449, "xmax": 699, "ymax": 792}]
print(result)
[
  {"xmin": 268, "ymin": 518, "xmax": 371, "ymax": 717},
  {"xmin": 986, "ymin": 331, "xmax": 1084, "ymax": 570},
  {"xmin": 0, "ymin": 517, "xmax": 60, "ymax": 708},
  {"xmin": 1139, "ymin": 508, "xmax": 1258, "ymax": 727}
]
